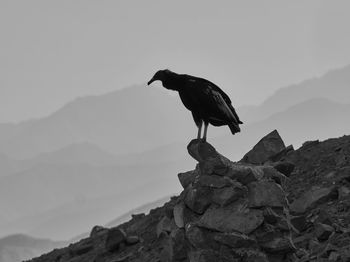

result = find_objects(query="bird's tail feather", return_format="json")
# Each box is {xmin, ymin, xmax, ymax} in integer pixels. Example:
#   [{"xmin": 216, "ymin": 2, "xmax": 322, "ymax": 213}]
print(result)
[{"xmin": 228, "ymin": 122, "xmax": 241, "ymax": 134}]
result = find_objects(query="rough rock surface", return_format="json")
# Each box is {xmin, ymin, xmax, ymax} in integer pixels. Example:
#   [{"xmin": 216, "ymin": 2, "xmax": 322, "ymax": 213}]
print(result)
[
  {"xmin": 241, "ymin": 129, "xmax": 286, "ymax": 164},
  {"xmin": 28, "ymin": 132, "xmax": 350, "ymax": 262}
]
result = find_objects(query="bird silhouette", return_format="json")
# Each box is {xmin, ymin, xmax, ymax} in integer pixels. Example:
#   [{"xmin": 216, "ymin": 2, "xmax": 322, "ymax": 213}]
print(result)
[{"xmin": 148, "ymin": 69, "xmax": 243, "ymax": 141}]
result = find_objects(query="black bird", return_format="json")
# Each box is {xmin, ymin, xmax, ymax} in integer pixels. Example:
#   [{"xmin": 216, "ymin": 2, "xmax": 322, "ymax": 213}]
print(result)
[{"xmin": 148, "ymin": 69, "xmax": 243, "ymax": 141}]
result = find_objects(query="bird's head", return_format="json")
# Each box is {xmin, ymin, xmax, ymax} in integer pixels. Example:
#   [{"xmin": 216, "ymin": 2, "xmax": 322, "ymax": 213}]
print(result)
[{"xmin": 147, "ymin": 69, "xmax": 172, "ymax": 86}]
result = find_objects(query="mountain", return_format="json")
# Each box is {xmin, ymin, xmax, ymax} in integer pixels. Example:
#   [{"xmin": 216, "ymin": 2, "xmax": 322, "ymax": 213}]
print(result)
[
  {"xmin": 0, "ymin": 85, "xmax": 194, "ymax": 159},
  {"xmin": 240, "ymin": 64, "xmax": 350, "ymax": 123},
  {"xmin": 0, "ymin": 234, "xmax": 65, "ymax": 262},
  {"xmin": 28, "ymin": 133, "xmax": 350, "ymax": 262}
]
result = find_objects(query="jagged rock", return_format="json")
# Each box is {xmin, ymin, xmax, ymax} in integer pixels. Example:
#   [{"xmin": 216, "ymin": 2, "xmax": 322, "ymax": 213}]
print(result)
[
  {"xmin": 272, "ymin": 161, "xmax": 295, "ymax": 177},
  {"xmin": 241, "ymin": 130, "xmax": 286, "ymax": 165},
  {"xmin": 105, "ymin": 228, "xmax": 127, "ymax": 252},
  {"xmin": 268, "ymin": 144, "xmax": 294, "ymax": 162},
  {"xmin": 184, "ymin": 184, "xmax": 212, "ymax": 214},
  {"xmin": 315, "ymin": 223, "xmax": 334, "ymax": 241},
  {"xmin": 212, "ymin": 184, "xmax": 247, "ymax": 207},
  {"xmin": 199, "ymin": 201, "xmax": 264, "ymax": 234},
  {"xmin": 185, "ymin": 223, "xmax": 219, "ymax": 250},
  {"xmin": 161, "ymin": 229, "xmax": 188, "ymax": 262},
  {"xmin": 197, "ymin": 175, "xmax": 231, "ymax": 188},
  {"xmin": 214, "ymin": 232, "xmax": 257, "ymax": 248},
  {"xmin": 248, "ymin": 180, "xmax": 287, "ymax": 208},
  {"xmin": 178, "ymin": 170, "xmax": 197, "ymax": 189},
  {"xmin": 259, "ymin": 236, "xmax": 295, "ymax": 254},
  {"xmin": 90, "ymin": 225, "xmax": 108, "ymax": 237},
  {"xmin": 290, "ymin": 186, "xmax": 338, "ymax": 214}
]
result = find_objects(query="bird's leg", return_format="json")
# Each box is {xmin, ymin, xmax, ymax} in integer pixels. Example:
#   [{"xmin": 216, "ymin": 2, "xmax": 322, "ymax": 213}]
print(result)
[
  {"xmin": 197, "ymin": 120, "xmax": 203, "ymax": 140},
  {"xmin": 203, "ymin": 122, "xmax": 209, "ymax": 142}
]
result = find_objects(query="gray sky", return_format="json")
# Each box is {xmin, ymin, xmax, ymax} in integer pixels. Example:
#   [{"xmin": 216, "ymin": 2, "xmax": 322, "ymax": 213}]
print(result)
[{"xmin": 1, "ymin": 0, "xmax": 350, "ymax": 123}]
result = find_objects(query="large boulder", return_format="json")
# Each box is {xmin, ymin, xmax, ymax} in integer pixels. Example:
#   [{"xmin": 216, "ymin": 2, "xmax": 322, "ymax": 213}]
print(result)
[{"xmin": 241, "ymin": 130, "xmax": 286, "ymax": 164}]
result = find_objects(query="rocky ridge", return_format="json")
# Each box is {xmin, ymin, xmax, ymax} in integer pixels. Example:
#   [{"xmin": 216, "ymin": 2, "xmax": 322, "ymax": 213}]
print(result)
[{"xmin": 28, "ymin": 130, "xmax": 350, "ymax": 262}]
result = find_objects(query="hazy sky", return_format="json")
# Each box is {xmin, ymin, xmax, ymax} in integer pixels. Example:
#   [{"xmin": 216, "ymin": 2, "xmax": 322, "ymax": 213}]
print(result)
[{"xmin": 1, "ymin": 0, "xmax": 350, "ymax": 123}]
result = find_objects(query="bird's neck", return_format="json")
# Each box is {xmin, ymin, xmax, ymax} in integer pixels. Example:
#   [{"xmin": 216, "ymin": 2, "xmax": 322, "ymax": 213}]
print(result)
[{"xmin": 162, "ymin": 74, "xmax": 184, "ymax": 91}]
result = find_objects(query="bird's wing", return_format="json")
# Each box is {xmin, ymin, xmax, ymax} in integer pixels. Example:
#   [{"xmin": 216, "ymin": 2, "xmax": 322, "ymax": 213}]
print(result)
[{"xmin": 184, "ymin": 75, "xmax": 242, "ymax": 124}]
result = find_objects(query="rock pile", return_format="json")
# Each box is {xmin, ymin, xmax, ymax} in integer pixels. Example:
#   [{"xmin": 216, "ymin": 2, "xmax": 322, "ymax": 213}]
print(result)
[{"xmin": 159, "ymin": 139, "xmax": 295, "ymax": 262}]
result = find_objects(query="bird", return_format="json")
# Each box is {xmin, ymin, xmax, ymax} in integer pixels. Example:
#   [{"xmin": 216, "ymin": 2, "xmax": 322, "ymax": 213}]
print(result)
[{"xmin": 147, "ymin": 69, "xmax": 243, "ymax": 141}]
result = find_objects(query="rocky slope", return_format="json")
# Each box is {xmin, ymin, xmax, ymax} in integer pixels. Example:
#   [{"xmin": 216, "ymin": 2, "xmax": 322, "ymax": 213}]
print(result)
[{"xmin": 28, "ymin": 131, "xmax": 350, "ymax": 262}]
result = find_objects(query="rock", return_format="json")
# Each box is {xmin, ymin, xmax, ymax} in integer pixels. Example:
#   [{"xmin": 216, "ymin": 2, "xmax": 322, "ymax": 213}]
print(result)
[
  {"xmin": 69, "ymin": 240, "xmax": 94, "ymax": 256},
  {"xmin": 214, "ymin": 232, "xmax": 257, "ymax": 248},
  {"xmin": 315, "ymin": 223, "xmax": 334, "ymax": 241},
  {"xmin": 105, "ymin": 228, "xmax": 126, "ymax": 252},
  {"xmin": 272, "ymin": 161, "xmax": 295, "ymax": 177},
  {"xmin": 338, "ymin": 185, "xmax": 350, "ymax": 199},
  {"xmin": 156, "ymin": 216, "xmax": 175, "ymax": 237},
  {"xmin": 199, "ymin": 201, "xmax": 264, "ymax": 234},
  {"xmin": 125, "ymin": 236, "xmax": 139, "ymax": 245},
  {"xmin": 188, "ymin": 249, "xmax": 232, "ymax": 262},
  {"xmin": 178, "ymin": 170, "xmax": 197, "ymax": 189},
  {"xmin": 268, "ymin": 145, "xmax": 294, "ymax": 162},
  {"xmin": 197, "ymin": 175, "xmax": 231, "ymax": 188},
  {"xmin": 173, "ymin": 202, "xmax": 185, "ymax": 228},
  {"xmin": 241, "ymin": 130, "xmax": 286, "ymax": 165},
  {"xmin": 90, "ymin": 225, "xmax": 108, "ymax": 237},
  {"xmin": 328, "ymin": 251, "xmax": 341, "ymax": 261},
  {"xmin": 290, "ymin": 215, "xmax": 308, "ymax": 232},
  {"xmin": 184, "ymin": 184, "xmax": 212, "ymax": 214},
  {"xmin": 187, "ymin": 139, "xmax": 218, "ymax": 162},
  {"xmin": 290, "ymin": 186, "xmax": 338, "ymax": 214},
  {"xmin": 212, "ymin": 184, "xmax": 247, "ymax": 207},
  {"xmin": 248, "ymin": 180, "xmax": 287, "ymax": 208},
  {"xmin": 259, "ymin": 236, "xmax": 296, "ymax": 254},
  {"xmin": 260, "ymin": 165, "xmax": 289, "ymax": 188},
  {"xmin": 225, "ymin": 164, "xmax": 265, "ymax": 185},
  {"xmin": 185, "ymin": 223, "xmax": 218, "ymax": 250}
]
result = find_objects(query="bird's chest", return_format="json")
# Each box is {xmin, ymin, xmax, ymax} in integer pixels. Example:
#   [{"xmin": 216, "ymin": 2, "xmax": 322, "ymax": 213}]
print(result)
[{"xmin": 178, "ymin": 90, "xmax": 202, "ymax": 112}]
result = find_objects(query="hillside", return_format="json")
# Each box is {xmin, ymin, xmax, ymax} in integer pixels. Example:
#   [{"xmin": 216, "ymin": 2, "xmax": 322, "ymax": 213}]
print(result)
[
  {"xmin": 28, "ymin": 132, "xmax": 350, "ymax": 262},
  {"xmin": 0, "ymin": 234, "xmax": 65, "ymax": 262}
]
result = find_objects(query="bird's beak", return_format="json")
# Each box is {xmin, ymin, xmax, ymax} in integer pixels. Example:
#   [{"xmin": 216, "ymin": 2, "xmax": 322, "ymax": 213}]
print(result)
[{"xmin": 147, "ymin": 77, "xmax": 156, "ymax": 86}]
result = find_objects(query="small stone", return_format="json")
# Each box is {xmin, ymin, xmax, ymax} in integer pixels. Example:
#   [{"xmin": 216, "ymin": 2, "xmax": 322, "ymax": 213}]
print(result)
[
  {"xmin": 125, "ymin": 236, "xmax": 139, "ymax": 245},
  {"xmin": 90, "ymin": 225, "xmax": 108, "ymax": 237},
  {"xmin": 105, "ymin": 228, "xmax": 126, "ymax": 252},
  {"xmin": 260, "ymin": 236, "xmax": 296, "ymax": 254},
  {"xmin": 178, "ymin": 170, "xmax": 197, "ymax": 189},
  {"xmin": 338, "ymin": 186, "xmax": 350, "ymax": 199},
  {"xmin": 315, "ymin": 223, "xmax": 334, "ymax": 241},
  {"xmin": 173, "ymin": 202, "xmax": 185, "ymax": 228}
]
